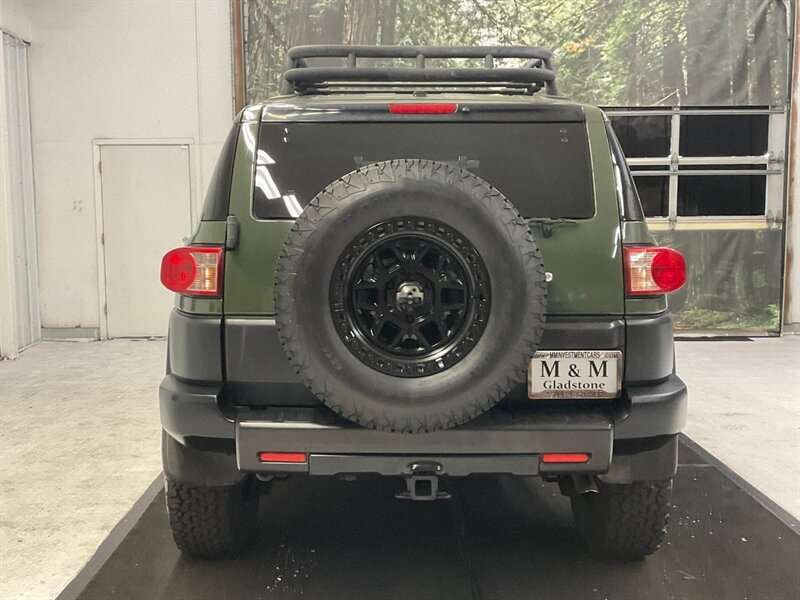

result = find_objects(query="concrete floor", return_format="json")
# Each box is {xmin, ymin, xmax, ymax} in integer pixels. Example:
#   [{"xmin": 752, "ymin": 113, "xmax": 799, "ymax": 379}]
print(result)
[
  {"xmin": 676, "ymin": 335, "xmax": 800, "ymax": 519},
  {"xmin": 0, "ymin": 336, "xmax": 798, "ymax": 599},
  {"xmin": 0, "ymin": 340, "xmax": 165, "ymax": 600}
]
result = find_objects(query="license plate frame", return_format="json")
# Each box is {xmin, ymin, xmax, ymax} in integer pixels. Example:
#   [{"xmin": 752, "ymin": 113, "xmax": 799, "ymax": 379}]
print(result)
[{"xmin": 528, "ymin": 350, "xmax": 623, "ymax": 399}]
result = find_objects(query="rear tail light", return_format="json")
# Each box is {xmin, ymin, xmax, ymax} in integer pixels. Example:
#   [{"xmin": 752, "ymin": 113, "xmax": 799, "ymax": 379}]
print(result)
[
  {"xmin": 160, "ymin": 246, "xmax": 223, "ymax": 297},
  {"xmin": 388, "ymin": 103, "xmax": 458, "ymax": 114},
  {"xmin": 624, "ymin": 246, "xmax": 686, "ymax": 296}
]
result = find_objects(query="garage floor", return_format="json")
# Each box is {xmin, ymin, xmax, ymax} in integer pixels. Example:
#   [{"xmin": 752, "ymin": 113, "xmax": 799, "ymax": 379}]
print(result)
[
  {"xmin": 1, "ymin": 336, "xmax": 798, "ymax": 599},
  {"xmin": 677, "ymin": 335, "xmax": 800, "ymax": 518},
  {"xmin": 65, "ymin": 443, "xmax": 800, "ymax": 600},
  {"xmin": 0, "ymin": 340, "xmax": 163, "ymax": 600}
]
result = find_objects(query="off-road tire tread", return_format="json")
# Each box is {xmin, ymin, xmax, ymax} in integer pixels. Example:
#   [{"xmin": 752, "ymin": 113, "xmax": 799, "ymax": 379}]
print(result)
[
  {"xmin": 274, "ymin": 159, "xmax": 547, "ymax": 433},
  {"xmin": 165, "ymin": 478, "xmax": 256, "ymax": 559},
  {"xmin": 571, "ymin": 478, "xmax": 672, "ymax": 560}
]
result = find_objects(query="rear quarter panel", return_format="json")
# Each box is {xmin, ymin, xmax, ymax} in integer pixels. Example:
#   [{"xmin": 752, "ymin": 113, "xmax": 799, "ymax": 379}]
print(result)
[{"xmin": 527, "ymin": 106, "xmax": 624, "ymax": 315}]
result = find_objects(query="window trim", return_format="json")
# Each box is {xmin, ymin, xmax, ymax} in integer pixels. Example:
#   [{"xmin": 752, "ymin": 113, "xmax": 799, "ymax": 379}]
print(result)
[
  {"xmin": 605, "ymin": 123, "xmax": 645, "ymax": 221},
  {"xmin": 200, "ymin": 124, "xmax": 240, "ymax": 221}
]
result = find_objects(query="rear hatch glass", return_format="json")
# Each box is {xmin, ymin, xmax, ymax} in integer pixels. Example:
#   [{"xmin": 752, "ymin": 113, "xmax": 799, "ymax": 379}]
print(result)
[{"xmin": 254, "ymin": 122, "xmax": 593, "ymax": 220}]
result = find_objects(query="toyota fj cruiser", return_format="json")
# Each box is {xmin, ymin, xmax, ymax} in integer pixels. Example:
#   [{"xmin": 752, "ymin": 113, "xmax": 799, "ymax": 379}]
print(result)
[{"xmin": 159, "ymin": 45, "xmax": 687, "ymax": 560}]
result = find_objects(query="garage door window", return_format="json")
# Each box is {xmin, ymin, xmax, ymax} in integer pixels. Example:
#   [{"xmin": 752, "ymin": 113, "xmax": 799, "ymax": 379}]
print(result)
[{"xmin": 608, "ymin": 108, "xmax": 783, "ymax": 221}]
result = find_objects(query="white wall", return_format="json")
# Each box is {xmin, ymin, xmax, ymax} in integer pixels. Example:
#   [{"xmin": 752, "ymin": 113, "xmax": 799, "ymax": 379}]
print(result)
[
  {"xmin": 0, "ymin": 0, "xmax": 31, "ymax": 40},
  {"xmin": 21, "ymin": 0, "xmax": 233, "ymax": 333},
  {"xmin": 1, "ymin": 1, "xmax": 33, "ymax": 358}
]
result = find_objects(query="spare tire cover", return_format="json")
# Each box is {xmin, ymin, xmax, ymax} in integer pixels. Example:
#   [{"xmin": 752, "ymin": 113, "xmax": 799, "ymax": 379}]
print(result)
[{"xmin": 274, "ymin": 160, "xmax": 547, "ymax": 433}]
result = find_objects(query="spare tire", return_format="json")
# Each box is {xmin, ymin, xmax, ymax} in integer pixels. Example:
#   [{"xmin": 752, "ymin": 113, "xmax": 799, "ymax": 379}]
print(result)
[{"xmin": 274, "ymin": 160, "xmax": 546, "ymax": 433}]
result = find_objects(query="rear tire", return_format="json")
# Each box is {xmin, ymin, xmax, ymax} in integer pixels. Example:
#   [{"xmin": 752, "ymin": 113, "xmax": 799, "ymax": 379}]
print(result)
[
  {"xmin": 571, "ymin": 478, "xmax": 672, "ymax": 560},
  {"xmin": 165, "ymin": 476, "xmax": 258, "ymax": 559}
]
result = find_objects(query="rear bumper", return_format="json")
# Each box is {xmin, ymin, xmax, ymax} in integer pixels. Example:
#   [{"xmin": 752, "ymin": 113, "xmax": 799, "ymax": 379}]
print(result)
[
  {"xmin": 615, "ymin": 374, "xmax": 687, "ymax": 439},
  {"xmin": 161, "ymin": 307, "xmax": 685, "ymax": 482},
  {"xmin": 160, "ymin": 372, "xmax": 686, "ymax": 480},
  {"xmin": 235, "ymin": 405, "xmax": 613, "ymax": 475}
]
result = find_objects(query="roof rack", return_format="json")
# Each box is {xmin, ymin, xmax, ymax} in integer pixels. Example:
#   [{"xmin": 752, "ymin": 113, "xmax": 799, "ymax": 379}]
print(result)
[{"xmin": 280, "ymin": 45, "xmax": 558, "ymax": 96}]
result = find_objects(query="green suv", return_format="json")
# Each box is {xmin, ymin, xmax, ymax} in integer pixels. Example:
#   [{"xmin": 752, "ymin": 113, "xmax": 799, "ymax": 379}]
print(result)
[{"xmin": 159, "ymin": 45, "xmax": 687, "ymax": 560}]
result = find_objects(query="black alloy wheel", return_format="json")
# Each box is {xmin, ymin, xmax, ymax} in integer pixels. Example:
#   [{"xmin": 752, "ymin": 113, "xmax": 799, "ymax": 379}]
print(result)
[{"xmin": 330, "ymin": 217, "xmax": 490, "ymax": 377}]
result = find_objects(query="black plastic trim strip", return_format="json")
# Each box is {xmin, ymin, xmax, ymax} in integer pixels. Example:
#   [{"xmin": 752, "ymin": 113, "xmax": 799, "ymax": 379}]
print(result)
[
  {"xmin": 262, "ymin": 102, "xmax": 585, "ymax": 123},
  {"xmin": 625, "ymin": 311, "xmax": 674, "ymax": 383},
  {"xmin": 615, "ymin": 374, "xmax": 687, "ymax": 439},
  {"xmin": 308, "ymin": 454, "xmax": 540, "ymax": 476},
  {"xmin": 168, "ymin": 309, "xmax": 222, "ymax": 383},
  {"xmin": 200, "ymin": 124, "xmax": 239, "ymax": 221},
  {"xmin": 223, "ymin": 315, "xmax": 625, "ymax": 391}
]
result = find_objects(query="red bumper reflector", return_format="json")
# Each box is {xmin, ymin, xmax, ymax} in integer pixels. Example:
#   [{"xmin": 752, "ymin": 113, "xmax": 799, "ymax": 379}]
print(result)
[
  {"xmin": 541, "ymin": 453, "xmax": 591, "ymax": 464},
  {"xmin": 258, "ymin": 452, "xmax": 307, "ymax": 464},
  {"xmin": 388, "ymin": 103, "xmax": 458, "ymax": 114}
]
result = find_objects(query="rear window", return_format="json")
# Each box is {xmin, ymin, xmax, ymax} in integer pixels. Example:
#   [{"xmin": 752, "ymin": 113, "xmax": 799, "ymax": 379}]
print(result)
[{"xmin": 254, "ymin": 122, "xmax": 594, "ymax": 220}]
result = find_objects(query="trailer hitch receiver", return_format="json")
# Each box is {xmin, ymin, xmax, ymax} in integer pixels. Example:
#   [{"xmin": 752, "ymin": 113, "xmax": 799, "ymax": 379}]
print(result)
[{"xmin": 395, "ymin": 461, "xmax": 451, "ymax": 501}]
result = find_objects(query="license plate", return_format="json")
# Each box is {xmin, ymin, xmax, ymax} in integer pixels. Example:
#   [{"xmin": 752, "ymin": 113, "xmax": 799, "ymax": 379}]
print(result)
[{"xmin": 528, "ymin": 350, "xmax": 622, "ymax": 399}]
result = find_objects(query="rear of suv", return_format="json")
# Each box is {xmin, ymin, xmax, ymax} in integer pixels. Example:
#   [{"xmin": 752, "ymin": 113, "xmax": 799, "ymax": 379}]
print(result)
[{"xmin": 159, "ymin": 46, "xmax": 687, "ymax": 560}]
